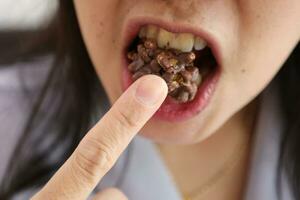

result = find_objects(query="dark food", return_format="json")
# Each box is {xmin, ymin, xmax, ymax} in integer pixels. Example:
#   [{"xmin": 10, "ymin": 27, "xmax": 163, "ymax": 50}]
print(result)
[{"xmin": 127, "ymin": 38, "xmax": 203, "ymax": 103}]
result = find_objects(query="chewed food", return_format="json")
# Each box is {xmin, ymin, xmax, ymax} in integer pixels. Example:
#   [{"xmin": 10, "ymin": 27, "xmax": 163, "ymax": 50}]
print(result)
[{"xmin": 127, "ymin": 25, "xmax": 216, "ymax": 103}]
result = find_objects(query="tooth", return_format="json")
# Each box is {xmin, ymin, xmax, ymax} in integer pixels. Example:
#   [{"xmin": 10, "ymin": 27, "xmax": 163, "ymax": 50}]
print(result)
[
  {"xmin": 196, "ymin": 74, "xmax": 202, "ymax": 86},
  {"xmin": 169, "ymin": 34, "xmax": 180, "ymax": 50},
  {"xmin": 170, "ymin": 33, "xmax": 194, "ymax": 52},
  {"xmin": 157, "ymin": 28, "xmax": 173, "ymax": 49},
  {"xmin": 194, "ymin": 37, "xmax": 207, "ymax": 50},
  {"xmin": 139, "ymin": 26, "xmax": 147, "ymax": 38},
  {"xmin": 146, "ymin": 25, "xmax": 159, "ymax": 39}
]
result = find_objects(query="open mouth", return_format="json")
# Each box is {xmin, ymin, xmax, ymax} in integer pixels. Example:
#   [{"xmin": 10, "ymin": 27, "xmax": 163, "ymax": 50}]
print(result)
[{"xmin": 122, "ymin": 20, "xmax": 221, "ymax": 122}]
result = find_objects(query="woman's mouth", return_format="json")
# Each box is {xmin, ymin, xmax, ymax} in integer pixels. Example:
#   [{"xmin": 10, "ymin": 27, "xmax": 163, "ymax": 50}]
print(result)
[{"xmin": 122, "ymin": 19, "xmax": 222, "ymax": 122}]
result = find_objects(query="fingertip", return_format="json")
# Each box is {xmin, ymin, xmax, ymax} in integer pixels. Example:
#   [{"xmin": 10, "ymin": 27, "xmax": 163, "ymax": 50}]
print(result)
[
  {"xmin": 134, "ymin": 75, "xmax": 168, "ymax": 107},
  {"xmin": 149, "ymin": 74, "xmax": 169, "ymax": 96}
]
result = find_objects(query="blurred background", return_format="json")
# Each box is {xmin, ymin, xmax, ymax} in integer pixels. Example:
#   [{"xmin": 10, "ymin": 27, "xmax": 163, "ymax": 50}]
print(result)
[
  {"xmin": 0, "ymin": 0, "xmax": 59, "ymax": 183},
  {"xmin": 0, "ymin": 0, "xmax": 58, "ymax": 30}
]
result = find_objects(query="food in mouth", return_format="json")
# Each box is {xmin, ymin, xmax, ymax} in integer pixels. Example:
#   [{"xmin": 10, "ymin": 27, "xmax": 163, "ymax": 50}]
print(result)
[{"xmin": 127, "ymin": 25, "xmax": 217, "ymax": 103}]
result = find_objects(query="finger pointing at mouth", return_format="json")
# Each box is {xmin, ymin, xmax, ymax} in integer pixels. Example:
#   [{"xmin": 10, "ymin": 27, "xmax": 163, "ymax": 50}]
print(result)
[{"xmin": 32, "ymin": 75, "xmax": 168, "ymax": 200}]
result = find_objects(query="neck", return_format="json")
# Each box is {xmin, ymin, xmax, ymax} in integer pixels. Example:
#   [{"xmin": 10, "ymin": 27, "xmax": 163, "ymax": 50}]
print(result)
[{"xmin": 157, "ymin": 99, "xmax": 259, "ymax": 199}]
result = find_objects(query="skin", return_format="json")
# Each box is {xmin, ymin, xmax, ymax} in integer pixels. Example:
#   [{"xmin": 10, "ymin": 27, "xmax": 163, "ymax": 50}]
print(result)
[
  {"xmin": 33, "ymin": 0, "xmax": 300, "ymax": 199},
  {"xmin": 72, "ymin": 0, "xmax": 300, "ymax": 144}
]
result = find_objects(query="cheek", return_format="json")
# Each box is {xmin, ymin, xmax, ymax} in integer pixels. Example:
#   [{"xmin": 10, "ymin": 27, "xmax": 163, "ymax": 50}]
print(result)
[
  {"xmin": 224, "ymin": 0, "xmax": 300, "ymax": 108},
  {"xmin": 74, "ymin": 0, "xmax": 125, "ymax": 102}
]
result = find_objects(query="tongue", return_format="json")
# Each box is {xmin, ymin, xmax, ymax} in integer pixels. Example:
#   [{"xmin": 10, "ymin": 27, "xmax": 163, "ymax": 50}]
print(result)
[{"xmin": 127, "ymin": 38, "xmax": 203, "ymax": 103}]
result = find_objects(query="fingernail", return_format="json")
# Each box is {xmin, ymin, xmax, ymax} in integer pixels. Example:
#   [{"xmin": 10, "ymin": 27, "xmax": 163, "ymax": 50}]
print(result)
[{"xmin": 135, "ymin": 75, "xmax": 168, "ymax": 106}]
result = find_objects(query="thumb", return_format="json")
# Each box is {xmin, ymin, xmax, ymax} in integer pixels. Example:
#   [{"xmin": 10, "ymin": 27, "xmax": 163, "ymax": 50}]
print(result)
[{"xmin": 92, "ymin": 188, "xmax": 128, "ymax": 200}]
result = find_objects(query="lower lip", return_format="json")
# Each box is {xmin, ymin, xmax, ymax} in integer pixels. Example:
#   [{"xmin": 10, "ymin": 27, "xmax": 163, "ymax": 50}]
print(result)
[{"xmin": 121, "ymin": 56, "xmax": 221, "ymax": 122}]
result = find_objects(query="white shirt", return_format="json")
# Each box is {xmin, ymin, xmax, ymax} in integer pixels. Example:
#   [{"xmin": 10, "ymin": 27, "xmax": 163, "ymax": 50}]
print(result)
[{"xmin": 0, "ymin": 60, "xmax": 294, "ymax": 200}]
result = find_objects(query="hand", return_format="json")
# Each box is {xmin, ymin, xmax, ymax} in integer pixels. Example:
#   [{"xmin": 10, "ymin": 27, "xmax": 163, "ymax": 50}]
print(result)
[{"xmin": 31, "ymin": 75, "xmax": 168, "ymax": 200}]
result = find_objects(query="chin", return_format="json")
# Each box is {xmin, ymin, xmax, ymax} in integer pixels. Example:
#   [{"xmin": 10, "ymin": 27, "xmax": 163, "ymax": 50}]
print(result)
[{"xmin": 138, "ymin": 120, "xmax": 209, "ymax": 145}]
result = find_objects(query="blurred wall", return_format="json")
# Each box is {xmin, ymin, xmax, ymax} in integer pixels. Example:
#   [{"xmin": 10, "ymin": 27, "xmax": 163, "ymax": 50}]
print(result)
[{"xmin": 0, "ymin": 0, "xmax": 58, "ymax": 30}]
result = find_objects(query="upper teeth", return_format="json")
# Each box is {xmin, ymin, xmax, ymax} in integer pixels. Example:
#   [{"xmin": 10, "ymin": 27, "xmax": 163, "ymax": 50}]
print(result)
[{"xmin": 138, "ymin": 25, "xmax": 207, "ymax": 52}]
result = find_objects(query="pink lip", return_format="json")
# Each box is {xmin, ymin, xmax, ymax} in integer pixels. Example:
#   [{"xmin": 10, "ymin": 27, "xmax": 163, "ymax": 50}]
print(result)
[{"xmin": 121, "ymin": 17, "xmax": 222, "ymax": 122}]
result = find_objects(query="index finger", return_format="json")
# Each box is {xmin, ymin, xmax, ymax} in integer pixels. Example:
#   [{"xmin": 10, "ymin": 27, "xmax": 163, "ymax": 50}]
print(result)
[{"xmin": 32, "ymin": 75, "xmax": 168, "ymax": 200}]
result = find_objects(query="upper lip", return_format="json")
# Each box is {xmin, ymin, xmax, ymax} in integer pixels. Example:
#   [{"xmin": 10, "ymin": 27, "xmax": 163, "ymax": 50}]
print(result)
[{"xmin": 122, "ymin": 16, "xmax": 223, "ymax": 68}]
